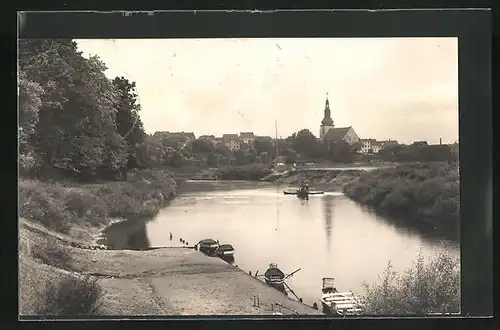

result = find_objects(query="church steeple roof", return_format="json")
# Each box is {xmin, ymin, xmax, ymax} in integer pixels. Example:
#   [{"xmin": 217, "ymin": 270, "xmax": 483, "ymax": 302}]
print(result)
[{"xmin": 321, "ymin": 92, "xmax": 334, "ymax": 126}]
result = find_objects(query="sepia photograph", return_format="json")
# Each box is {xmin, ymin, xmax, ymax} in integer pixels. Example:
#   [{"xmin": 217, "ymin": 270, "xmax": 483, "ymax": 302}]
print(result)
[{"xmin": 18, "ymin": 36, "xmax": 460, "ymax": 318}]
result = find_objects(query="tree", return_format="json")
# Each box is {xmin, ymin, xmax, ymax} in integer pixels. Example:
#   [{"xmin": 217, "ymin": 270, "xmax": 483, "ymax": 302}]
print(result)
[
  {"xmin": 233, "ymin": 149, "xmax": 248, "ymax": 165},
  {"xmin": 206, "ymin": 153, "xmax": 220, "ymax": 167},
  {"xmin": 289, "ymin": 129, "xmax": 326, "ymax": 159},
  {"xmin": 18, "ymin": 39, "xmax": 128, "ymax": 179},
  {"xmin": 327, "ymin": 140, "xmax": 357, "ymax": 163},
  {"xmin": 254, "ymin": 137, "xmax": 275, "ymax": 157},
  {"xmin": 215, "ymin": 143, "xmax": 232, "ymax": 158},
  {"xmin": 191, "ymin": 138, "xmax": 215, "ymax": 154},
  {"xmin": 112, "ymin": 77, "xmax": 146, "ymax": 169},
  {"xmin": 18, "ymin": 70, "xmax": 44, "ymax": 173}
]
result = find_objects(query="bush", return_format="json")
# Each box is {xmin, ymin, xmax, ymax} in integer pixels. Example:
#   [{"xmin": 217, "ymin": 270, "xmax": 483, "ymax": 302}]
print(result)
[
  {"xmin": 36, "ymin": 275, "xmax": 103, "ymax": 317},
  {"xmin": 32, "ymin": 239, "xmax": 72, "ymax": 270},
  {"xmin": 343, "ymin": 163, "xmax": 459, "ymax": 240},
  {"xmin": 19, "ymin": 170, "xmax": 176, "ymax": 234},
  {"xmin": 216, "ymin": 164, "xmax": 272, "ymax": 181},
  {"xmin": 362, "ymin": 250, "xmax": 460, "ymax": 315},
  {"xmin": 19, "ymin": 180, "xmax": 73, "ymax": 233},
  {"xmin": 63, "ymin": 190, "xmax": 108, "ymax": 226}
]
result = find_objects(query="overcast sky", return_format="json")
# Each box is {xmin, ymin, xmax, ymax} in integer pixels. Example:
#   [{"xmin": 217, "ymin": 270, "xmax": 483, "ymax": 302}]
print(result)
[{"xmin": 76, "ymin": 37, "xmax": 458, "ymax": 144}]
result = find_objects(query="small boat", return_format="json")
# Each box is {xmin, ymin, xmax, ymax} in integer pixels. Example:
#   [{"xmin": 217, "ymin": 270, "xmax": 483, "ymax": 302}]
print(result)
[
  {"xmin": 283, "ymin": 189, "xmax": 324, "ymax": 195},
  {"xmin": 255, "ymin": 264, "xmax": 302, "ymax": 300},
  {"xmin": 263, "ymin": 263, "xmax": 287, "ymax": 294},
  {"xmin": 216, "ymin": 244, "xmax": 235, "ymax": 257},
  {"xmin": 319, "ymin": 278, "xmax": 364, "ymax": 316},
  {"xmin": 198, "ymin": 238, "xmax": 220, "ymax": 256}
]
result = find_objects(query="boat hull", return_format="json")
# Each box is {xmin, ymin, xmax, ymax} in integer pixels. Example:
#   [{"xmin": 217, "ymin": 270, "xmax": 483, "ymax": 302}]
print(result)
[
  {"xmin": 284, "ymin": 190, "xmax": 324, "ymax": 196},
  {"xmin": 264, "ymin": 280, "xmax": 288, "ymax": 295},
  {"xmin": 199, "ymin": 243, "xmax": 219, "ymax": 256}
]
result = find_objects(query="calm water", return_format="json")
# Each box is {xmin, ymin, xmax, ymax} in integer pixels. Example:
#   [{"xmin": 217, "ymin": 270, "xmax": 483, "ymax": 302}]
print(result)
[{"xmin": 140, "ymin": 181, "xmax": 460, "ymax": 306}]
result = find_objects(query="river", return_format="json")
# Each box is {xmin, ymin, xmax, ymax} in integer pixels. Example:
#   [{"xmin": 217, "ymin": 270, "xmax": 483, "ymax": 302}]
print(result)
[{"xmin": 103, "ymin": 180, "xmax": 460, "ymax": 307}]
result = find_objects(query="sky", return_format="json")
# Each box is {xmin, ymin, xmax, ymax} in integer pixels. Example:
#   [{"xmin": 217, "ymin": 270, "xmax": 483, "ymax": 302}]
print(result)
[{"xmin": 75, "ymin": 37, "xmax": 458, "ymax": 144}]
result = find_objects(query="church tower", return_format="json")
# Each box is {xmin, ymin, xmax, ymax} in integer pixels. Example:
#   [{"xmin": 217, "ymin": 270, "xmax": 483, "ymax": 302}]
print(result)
[{"xmin": 319, "ymin": 93, "xmax": 335, "ymax": 140}]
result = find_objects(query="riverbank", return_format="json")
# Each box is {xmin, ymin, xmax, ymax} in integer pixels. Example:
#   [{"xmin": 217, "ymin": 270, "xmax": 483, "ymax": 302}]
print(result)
[
  {"xmin": 19, "ymin": 171, "xmax": 176, "ymax": 315},
  {"xmin": 19, "ymin": 172, "xmax": 321, "ymax": 316},
  {"xmin": 342, "ymin": 163, "xmax": 459, "ymax": 241},
  {"xmin": 19, "ymin": 217, "xmax": 321, "ymax": 316}
]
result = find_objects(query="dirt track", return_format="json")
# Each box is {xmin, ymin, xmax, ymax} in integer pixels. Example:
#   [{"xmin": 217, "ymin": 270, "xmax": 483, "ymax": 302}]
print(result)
[{"xmin": 82, "ymin": 248, "xmax": 323, "ymax": 316}]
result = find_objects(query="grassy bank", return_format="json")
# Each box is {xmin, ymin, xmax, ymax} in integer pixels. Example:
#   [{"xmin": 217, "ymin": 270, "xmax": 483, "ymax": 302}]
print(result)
[
  {"xmin": 362, "ymin": 250, "xmax": 460, "ymax": 315},
  {"xmin": 19, "ymin": 171, "xmax": 177, "ymax": 235},
  {"xmin": 343, "ymin": 163, "xmax": 459, "ymax": 240},
  {"xmin": 215, "ymin": 164, "xmax": 273, "ymax": 181},
  {"xmin": 19, "ymin": 171, "xmax": 177, "ymax": 316}
]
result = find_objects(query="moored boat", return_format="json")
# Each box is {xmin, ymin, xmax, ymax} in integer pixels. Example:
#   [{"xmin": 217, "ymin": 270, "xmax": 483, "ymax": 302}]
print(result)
[
  {"xmin": 319, "ymin": 278, "xmax": 364, "ymax": 316},
  {"xmin": 263, "ymin": 263, "xmax": 288, "ymax": 295},
  {"xmin": 216, "ymin": 244, "xmax": 235, "ymax": 257},
  {"xmin": 216, "ymin": 244, "xmax": 235, "ymax": 263},
  {"xmin": 198, "ymin": 238, "xmax": 220, "ymax": 256}
]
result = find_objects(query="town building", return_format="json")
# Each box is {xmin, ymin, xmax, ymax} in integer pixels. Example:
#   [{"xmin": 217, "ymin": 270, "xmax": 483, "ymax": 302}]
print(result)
[
  {"xmin": 222, "ymin": 134, "xmax": 241, "ymax": 151},
  {"xmin": 319, "ymin": 93, "xmax": 360, "ymax": 148},
  {"xmin": 239, "ymin": 132, "xmax": 256, "ymax": 146},
  {"xmin": 360, "ymin": 139, "xmax": 399, "ymax": 154},
  {"xmin": 413, "ymin": 141, "xmax": 429, "ymax": 147},
  {"xmin": 360, "ymin": 139, "xmax": 378, "ymax": 154}
]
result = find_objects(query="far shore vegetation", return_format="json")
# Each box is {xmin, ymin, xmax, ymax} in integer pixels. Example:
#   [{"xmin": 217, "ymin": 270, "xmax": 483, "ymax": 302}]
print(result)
[
  {"xmin": 343, "ymin": 163, "xmax": 459, "ymax": 241},
  {"xmin": 18, "ymin": 39, "xmax": 459, "ymax": 317}
]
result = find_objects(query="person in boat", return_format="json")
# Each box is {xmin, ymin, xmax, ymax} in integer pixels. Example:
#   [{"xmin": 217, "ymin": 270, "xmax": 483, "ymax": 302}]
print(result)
[{"xmin": 299, "ymin": 180, "xmax": 307, "ymax": 193}]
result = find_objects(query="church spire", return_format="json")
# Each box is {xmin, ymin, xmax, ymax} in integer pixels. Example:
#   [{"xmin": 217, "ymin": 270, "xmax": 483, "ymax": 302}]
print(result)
[{"xmin": 321, "ymin": 92, "xmax": 334, "ymax": 126}]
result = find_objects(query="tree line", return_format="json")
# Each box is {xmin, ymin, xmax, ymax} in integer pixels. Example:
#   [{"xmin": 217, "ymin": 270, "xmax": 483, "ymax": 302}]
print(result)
[{"xmin": 18, "ymin": 39, "xmax": 457, "ymax": 182}]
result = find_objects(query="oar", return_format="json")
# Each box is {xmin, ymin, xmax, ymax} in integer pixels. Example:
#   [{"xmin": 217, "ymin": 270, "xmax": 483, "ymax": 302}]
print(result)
[
  {"xmin": 284, "ymin": 268, "xmax": 301, "ymax": 280},
  {"xmin": 284, "ymin": 282, "xmax": 300, "ymax": 301}
]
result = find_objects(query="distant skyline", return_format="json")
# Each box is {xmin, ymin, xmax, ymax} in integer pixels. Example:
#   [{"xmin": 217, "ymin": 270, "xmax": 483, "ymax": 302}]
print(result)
[{"xmin": 76, "ymin": 37, "xmax": 458, "ymax": 144}]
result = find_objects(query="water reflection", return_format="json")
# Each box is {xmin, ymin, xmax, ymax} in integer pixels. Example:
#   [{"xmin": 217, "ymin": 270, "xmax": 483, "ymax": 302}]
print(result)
[
  {"xmin": 322, "ymin": 195, "xmax": 334, "ymax": 250},
  {"xmin": 100, "ymin": 182, "xmax": 460, "ymax": 305},
  {"xmin": 98, "ymin": 218, "xmax": 151, "ymax": 250}
]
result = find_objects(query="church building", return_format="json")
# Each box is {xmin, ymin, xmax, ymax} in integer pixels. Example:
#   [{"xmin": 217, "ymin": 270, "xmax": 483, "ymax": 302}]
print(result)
[{"xmin": 319, "ymin": 93, "xmax": 360, "ymax": 146}]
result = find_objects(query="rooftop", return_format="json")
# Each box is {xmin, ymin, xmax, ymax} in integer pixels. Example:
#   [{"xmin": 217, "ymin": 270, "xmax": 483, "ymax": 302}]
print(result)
[
  {"xmin": 239, "ymin": 132, "xmax": 256, "ymax": 139},
  {"xmin": 323, "ymin": 127, "xmax": 352, "ymax": 141}
]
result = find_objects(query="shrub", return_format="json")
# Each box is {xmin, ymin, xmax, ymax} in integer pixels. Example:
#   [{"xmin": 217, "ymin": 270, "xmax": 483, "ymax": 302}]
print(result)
[
  {"xmin": 342, "ymin": 163, "xmax": 459, "ymax": 240},
  {"xmin": 63, "ymin": 190, "xmax": 108, "ymax": 226},
  {"xmin": 19, "ymin": 181, "xmax": 72, "ymax": 233},
  {"xmin": 32, "ymin": 239, "xmax": 72, "ymax": 269},
  {"xmin": 362, "ymin": 250, "xmax": 460, "ymax": 315},
  {"xmin": 217, "ymin": 164, "xmax": 272, "ymax": 181},
  {"xmin": 19, "ymin": 169, "xmax": 176, "ymax": 234},
  {"xmin": 36, "ymin": 275, "xmax": 103, "ymax": 317}
]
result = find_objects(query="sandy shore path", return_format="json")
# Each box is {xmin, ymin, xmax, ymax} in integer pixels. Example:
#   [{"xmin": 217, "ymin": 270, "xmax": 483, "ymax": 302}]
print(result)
[{"xmin": 74, "ymin": 247, "xmax": 323, "ymax": 316}]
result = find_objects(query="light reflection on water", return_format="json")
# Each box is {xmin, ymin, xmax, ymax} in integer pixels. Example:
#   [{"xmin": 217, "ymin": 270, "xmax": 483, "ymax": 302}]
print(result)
[{"xmin": 143, "ymin": 182, "xmax": 459, "ymax": 306}]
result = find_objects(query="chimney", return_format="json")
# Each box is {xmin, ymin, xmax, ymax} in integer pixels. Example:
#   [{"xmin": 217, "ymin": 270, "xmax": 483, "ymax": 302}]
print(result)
[{"xmin": 439, "ymin": 138, "xmax": 442, "ymax": 145}]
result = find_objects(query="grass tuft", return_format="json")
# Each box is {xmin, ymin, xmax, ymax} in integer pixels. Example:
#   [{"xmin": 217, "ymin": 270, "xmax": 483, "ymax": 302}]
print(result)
[{"xmin": 35, "ymin": 275, "xmax": 104, "ymax": 317}]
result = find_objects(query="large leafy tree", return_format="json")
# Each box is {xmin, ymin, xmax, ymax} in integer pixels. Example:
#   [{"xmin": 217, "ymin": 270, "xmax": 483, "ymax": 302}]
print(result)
[
  {"xmin": 290, "ymin": 129, "xmax": 326, "ymax": 159},
  {"xmin": 18, "ymin": 70, "xmax": 44, "ymax": 172},
  {"xmin": 112, "ymin": 77, "xmax": 146, "ymax": 169},
  {"xmin": 18, "ymin": 39, "xmax": 128, "ymax": 178},
  {"xmin": 254, "ymin": 137, "xmax": 275, "ymax": 157}
]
